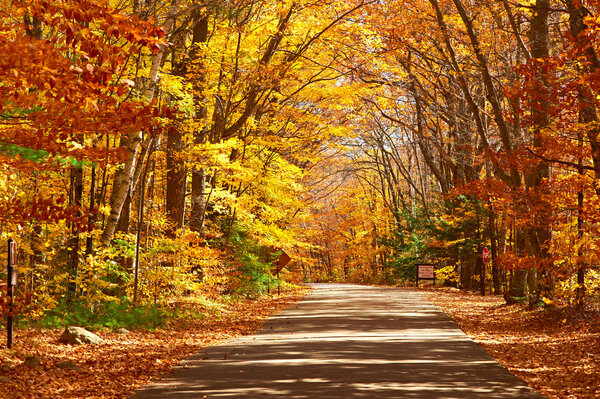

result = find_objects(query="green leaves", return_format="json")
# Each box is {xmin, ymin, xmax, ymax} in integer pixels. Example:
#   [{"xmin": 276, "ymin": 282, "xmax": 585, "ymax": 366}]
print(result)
[{"xmin": 0, "ymin": 143, "xmax": 49, "ymax": 163}]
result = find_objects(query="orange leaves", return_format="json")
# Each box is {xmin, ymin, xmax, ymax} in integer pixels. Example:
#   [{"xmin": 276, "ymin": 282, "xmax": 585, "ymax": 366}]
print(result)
[
  {"xmin": 496, "ymin": 251, "xmax": 553, "ymax": 272},
  {"xmin": 0, "ymin": 288, "xmax": 308, "ymax": 399},
  {"xmin": 428, "ymin": 288, "xmax": 600, "ymax": 399},
  {"xmin": 0, "ymin": 197, "xmax": 94, "ymax": 228},
  {"xmin": 0, "ymin": 0, "xmax": 171, "ymax": 227}
]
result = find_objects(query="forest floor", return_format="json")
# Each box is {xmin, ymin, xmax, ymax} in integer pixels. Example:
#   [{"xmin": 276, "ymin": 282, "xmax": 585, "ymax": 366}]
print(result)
[
  {"xmin": 0, "ymin": 286, "xmax": 309, "ymax": 398},
  {"xmin": 425, "ymin": 287, "xmax": 600, "ymax": 399}
]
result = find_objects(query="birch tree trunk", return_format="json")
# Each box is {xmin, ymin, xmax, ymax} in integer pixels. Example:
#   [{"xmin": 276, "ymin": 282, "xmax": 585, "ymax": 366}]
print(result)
[{"xmin": 100, "ymin": 0, "xmax": 181, "ymax": 246}]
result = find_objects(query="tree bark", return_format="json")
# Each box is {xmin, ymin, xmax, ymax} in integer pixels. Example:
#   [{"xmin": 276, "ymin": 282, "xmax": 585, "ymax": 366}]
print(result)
[
  {"xmin": 524, "ymin": 0, "xmax": 551, "ymax": 306},
  {"xmin": 166, "ymin": 126, "xmax": 187, "ymax": 235},
  {"xmin": 85, "ymin": 166, "xmax": 96, "ymax": 257},
  {"xmin": 100, "ymin": 0, "xmax": 181, "ymax": 246},
  {"xmin": 68, "ymin": 164, "xmax": 83, "ymax": 297},
  {"xmin": 101, "ymin": 131, "xmax": 143, "ymax": 246},
  {"xmin": 489, "ymin": 205, "xmax": 500, "ymax": 295},
  {"xmin": 189, "ymin": 14, "xmax": 209, "ymax": 233}
]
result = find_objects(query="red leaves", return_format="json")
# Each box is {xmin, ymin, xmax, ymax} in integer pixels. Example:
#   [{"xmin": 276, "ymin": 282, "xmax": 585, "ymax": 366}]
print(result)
[
  {"xmin": 0, "ymin": 197, "xmax": 94, "ymax": 228},
  {"xmin": 4, "ymin": 7, "xmax": 177, "ymax": 237},
  {"xmin": 0, "ymin": 0, "xmax": 170, "ymax": 156}
]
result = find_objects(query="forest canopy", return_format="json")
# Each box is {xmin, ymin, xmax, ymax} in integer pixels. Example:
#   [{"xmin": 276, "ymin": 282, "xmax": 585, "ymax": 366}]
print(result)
[{"xmin": 1, "ymin": 0, "xmax": 600, "ymax": 319}]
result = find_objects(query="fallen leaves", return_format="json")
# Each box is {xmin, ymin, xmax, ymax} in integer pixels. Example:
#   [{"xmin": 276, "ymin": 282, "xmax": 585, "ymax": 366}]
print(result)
[
  {"xmin": 0, "ymin": 286, "xmax": 309, "ymax": 398},
  {"xmin": 426, "ymin": 288, "xmax": 600, "ymax": 399}
]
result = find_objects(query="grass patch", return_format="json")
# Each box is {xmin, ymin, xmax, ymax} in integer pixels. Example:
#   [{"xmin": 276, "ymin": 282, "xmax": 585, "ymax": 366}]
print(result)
[{"xmin": 27, "ymin": 298, "xmax": 192, "ymax": 331}]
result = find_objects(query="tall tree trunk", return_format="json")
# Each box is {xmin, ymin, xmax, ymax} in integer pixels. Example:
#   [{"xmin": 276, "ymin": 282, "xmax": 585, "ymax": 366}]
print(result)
[
  {"xmin": 100, "ymin": 0, "xmax": 181, "ymax": 246},
  {"xmin": 101, "ymin": 131, "xmax": 143, "ymax": 246},
  {"xmin": 117, "ymin": 191, "xmax": 132, "ymax": 234},
  {"xmin": 498, "ymin": 210, "xmax": 508, "ymax": 294},
  {"xmin": 576, "ymin": 133, "xmax": 586, "ymax": 307},
  {"xmin": 189, "ymin": 15, "xmax": 209, "ymax": 233},
  {"xmin": 85, "ymin": 166, "xmax": 96, "ymax": 257},
  {"xmin": 524, "ymin": 0, "xmax": 551, "ymax": 306},
  {"xmin": 506, "ymin": 228, "xmax": 528, "ymax": 304},
  {"xmin": 487, "ymin": 197, "xmax": 500, "ymax": 294},
  {"xmin": 166, "ymin": 126, "xmax": 187, "ymax": 235},
  {"xmin": 68, "ymin": 164, "xmax": 83, "ymax": 297}
]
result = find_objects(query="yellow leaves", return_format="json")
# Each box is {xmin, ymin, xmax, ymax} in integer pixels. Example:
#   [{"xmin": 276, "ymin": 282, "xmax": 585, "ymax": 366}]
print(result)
[
  {"xmin": 542, "ymin": 297, "xmax": 556, "ymax": 306},
  {"xmin": 435, "ymin": 265, "xmax": 458, "ymax": 284}
]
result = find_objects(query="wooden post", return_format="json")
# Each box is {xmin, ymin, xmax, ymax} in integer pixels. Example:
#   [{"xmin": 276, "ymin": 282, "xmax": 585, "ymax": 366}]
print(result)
[
  {"xmin": 7, "ymin": 238, "xmax": 16, "ymax": 348},
  {"xmin": 277, "ymin": 270, "xmax": 281, "ymax": 295}
]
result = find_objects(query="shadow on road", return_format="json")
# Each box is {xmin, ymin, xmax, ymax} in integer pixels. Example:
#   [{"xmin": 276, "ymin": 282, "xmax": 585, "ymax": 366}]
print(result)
[{"xmin": 134, "ymin": 284, "xmax": 546, "ymax": 398}]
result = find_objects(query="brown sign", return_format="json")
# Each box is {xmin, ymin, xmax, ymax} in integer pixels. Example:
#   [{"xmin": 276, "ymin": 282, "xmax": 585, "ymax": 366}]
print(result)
[
  {"xmin": 417, "ymin": 264, "xmax": 435, "ymax": 279},
  {"xmin": 9, "ymin": 242, "xmax": 16, "ymax": 266},
  {"xmin": 265, "ymin": 246, "xmax": 292, "ymax": 274},
  {"xmin": 273, "ymin": 251, "xmax": 291, "ymax": 274}
]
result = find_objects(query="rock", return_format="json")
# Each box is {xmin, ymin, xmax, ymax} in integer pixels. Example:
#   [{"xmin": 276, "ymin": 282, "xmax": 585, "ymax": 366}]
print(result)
[
  {"xmin": 115, "ymin": 328, "xmax": 130, "ymax": 335},
  {"xmin": 24, "ymin": 356, "xmax": 41, "ymax": 367},
  {"xmin": 0, "ymin": 376, "xmax": 10, "ymax": 382},
  {"xmin": 59, "ymin": 326, "xmax": 103, "ymax": 345},
  {"xmin": 56, "ymin": 361, "xmax": 79, "ymax": 370}
]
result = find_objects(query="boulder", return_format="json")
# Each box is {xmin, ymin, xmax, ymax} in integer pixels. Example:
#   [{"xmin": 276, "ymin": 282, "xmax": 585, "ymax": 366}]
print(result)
[
  {"xmin": 24, "ymin": 356, "xmax": 41, "ymax": 367},
  {"xmin": 59, "ymin": 326, "xmax": 103, "ymax": 345},
  {"xmin": 56, "ymin": 361, "xmax": 79, "ymax": 370},
  {"xmin": 115, "ymin": 328, "xmax": 130, "ymax": 335}
]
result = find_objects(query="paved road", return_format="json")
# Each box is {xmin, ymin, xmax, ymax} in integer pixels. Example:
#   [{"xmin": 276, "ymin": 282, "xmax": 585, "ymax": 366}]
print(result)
[{"xmin": 134, "ymin": 284, "xmax": 546, "ymax": 398}]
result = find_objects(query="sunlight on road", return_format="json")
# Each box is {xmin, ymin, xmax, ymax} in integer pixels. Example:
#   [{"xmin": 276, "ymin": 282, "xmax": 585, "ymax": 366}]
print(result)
[{"xmin": 135, "ymin": 285, "xmax": 547, "ymax": 399}]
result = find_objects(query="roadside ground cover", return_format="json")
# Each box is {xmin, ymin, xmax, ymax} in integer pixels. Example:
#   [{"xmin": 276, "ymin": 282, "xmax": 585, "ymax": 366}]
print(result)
[
  {"xmin": 0, "ymin": 286, "xmax": 309, "ymax": 398},
  {"xmin": 427, "ymin": 288, "xmax": 600, "ymax": 399}
]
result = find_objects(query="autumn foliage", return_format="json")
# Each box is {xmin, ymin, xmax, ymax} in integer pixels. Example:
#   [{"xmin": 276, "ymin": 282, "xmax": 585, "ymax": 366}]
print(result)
[
  {"xmin": 1, "ymin": 0, "xmax": 600, "ymax": 394},
  {"xmin": 289, "ymin": 0, "xmax": 600, "ymax": 310}
]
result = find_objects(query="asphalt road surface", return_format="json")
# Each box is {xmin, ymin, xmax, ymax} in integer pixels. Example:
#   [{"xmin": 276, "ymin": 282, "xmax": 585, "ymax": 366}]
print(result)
[{"xmin": 134, "ymin": 284, "xmax": 547, "ymax": 398}]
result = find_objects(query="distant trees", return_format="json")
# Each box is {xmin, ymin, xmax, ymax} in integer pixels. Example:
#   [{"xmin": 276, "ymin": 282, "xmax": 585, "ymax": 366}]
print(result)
[{"xmin": 297, "ymin": 0, "xmax": 600, "ymax": 307}]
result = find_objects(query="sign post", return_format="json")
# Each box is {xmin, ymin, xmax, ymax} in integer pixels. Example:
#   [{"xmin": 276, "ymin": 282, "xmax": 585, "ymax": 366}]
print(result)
[
  {"xmin": 274, "ymin": 251, "xmax": 291, "ymax": 295},
  {"xmin": 480, "ymin": 247, "xmax": 489, "ymax": 296},
  {"xmin": 7, "ymin": 239, "xmax": 17, "ymax": 349},
  {"xmin": 416, "ymin": 264, "xmax": 435, "ymax": 287},
  {"xmin": 267, "ymin": 248, "xmax": 291, "ymax": 295}
]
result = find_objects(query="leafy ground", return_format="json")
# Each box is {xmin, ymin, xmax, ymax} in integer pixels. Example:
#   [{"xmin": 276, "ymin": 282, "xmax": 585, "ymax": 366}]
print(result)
[
  {"xmin": 426, "ymin": 287, "xmax": 600, "ymax": 399},
  {"xmin": 0, "ymin": 287, "xmax": 309, "ymax": 398}
]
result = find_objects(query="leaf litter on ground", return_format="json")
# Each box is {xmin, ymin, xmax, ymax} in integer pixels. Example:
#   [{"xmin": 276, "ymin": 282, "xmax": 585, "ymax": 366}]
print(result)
[
  {"xmin": 0, "ymin": 286, "xmax": 310, "ymax": 398},
  {"xmin": 425, "ymin": 287, "xmax": 600, "ymax": 399}
]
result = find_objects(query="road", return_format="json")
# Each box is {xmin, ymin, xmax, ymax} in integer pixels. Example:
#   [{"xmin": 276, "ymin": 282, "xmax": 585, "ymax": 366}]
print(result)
[{"xmin": 134, "ymin": 284, "xmax": 546, "ymax": 398}]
